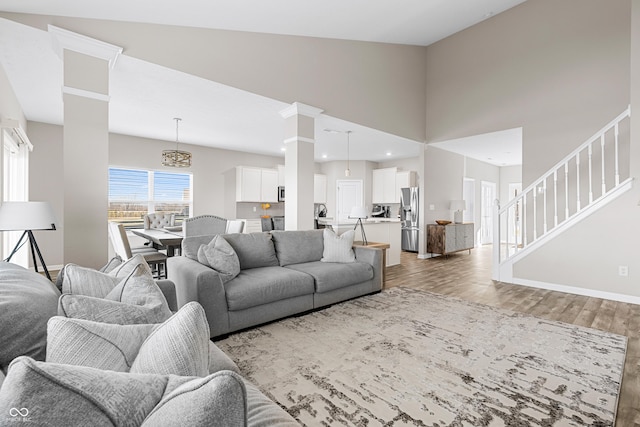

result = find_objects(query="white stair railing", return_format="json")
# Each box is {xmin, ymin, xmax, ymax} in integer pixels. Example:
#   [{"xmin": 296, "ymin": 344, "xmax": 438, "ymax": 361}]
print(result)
[{"xmin": 493, "ymin": 106, "xmax": 632, "ymax": 280}]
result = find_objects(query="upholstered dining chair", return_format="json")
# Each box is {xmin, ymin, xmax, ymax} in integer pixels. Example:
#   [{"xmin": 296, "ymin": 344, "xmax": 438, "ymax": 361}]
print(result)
[
  {"xmin": 183, "ymin": 215, "xmax": 227, "ymax": 237},
  {"xmin": 225, "ymin": 219, "xmax": 245, "ymax": 234},
  {"xmin": 107, "ymin": 222, "xmax": 168, "ymax": 279},
  {"xmin": 143, "ymin": 213, "xmax": 176, "ymax": 230}
]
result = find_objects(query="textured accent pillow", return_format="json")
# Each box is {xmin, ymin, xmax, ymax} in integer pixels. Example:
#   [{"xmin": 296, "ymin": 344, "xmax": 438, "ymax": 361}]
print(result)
[
  {"xmin": 61, "ymin": 254, "xmax": 147, "ymax": 298},
  {"xmin": 197, "ymin": 236, "xmax": 241, "ymax": 283},
  {"xmin": 59, "ymin": 264, "xmax": 172, "ymax": 325},
  {"xmin": 131, "ymin": 302, "xmax": 210, "ymax": 377},
  {"xmin": 0, "ymin": 262, "xmax": 60, "ymax": 369},
  {"xmin": 48, "ymin": 302, "xmax": 211, "ymax": 377},
  {"xmin": 0, "ymin": 357, "xmax": 247, "ymax": 427},
  {"xmin": 224, "ymin": 232, "xmax": 279, "ymax": 270},
  {"xmin": 271, "ymin": 230, "xmax": 324, "ymax": 266},
  {"xmin": 47, "ymin": 317, "xmax": 155, "ymax": 371},
  {"xmin": 55, "ymin": 255, "xmax": 123, "ymax": 292},
  {"xmin": 321, "ymin": 229, "xmax": 356, "ymax": 263}
]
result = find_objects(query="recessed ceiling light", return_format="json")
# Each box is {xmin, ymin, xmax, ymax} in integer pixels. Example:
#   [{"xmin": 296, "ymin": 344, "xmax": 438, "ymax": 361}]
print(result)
[
  {"xmin": 281, "ymin": 147, "xmax": 286, "ymax": 152},
  {"xmin": 322, "ymin": 154, "xmax": 327, "ymax": 159},
  {"xmin": 386, "ymin": 152, "xmax": 392, "ymax": 156}
]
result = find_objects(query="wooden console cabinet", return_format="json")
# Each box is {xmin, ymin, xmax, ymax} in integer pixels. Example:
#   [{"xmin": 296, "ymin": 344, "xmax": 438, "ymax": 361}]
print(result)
[{"xmin": 427, "ymin": 223, "xmax": 474, "ymax": 256}]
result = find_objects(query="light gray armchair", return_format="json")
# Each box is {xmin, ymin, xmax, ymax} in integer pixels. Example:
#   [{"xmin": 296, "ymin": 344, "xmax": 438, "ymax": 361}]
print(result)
[{"xmin": 183, "ymin": 215, "xmax": 227, "ymax": 237}]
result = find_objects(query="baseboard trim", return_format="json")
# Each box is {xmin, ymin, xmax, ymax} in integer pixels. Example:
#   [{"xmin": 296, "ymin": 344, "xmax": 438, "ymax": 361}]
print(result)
[{"xmin": 510, "ymin": 277, "xmax": 640, "ymax": 305}]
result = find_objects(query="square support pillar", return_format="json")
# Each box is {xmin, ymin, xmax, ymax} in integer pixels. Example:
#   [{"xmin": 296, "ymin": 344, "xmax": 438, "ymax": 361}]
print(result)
[{"xmin": 280, "ymin": 103, "xmax": 323, "ymax": 231}]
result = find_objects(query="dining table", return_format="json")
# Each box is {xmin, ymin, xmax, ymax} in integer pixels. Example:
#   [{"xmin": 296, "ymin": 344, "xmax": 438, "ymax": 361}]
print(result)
[{"xmin": 131, "ymin": 227, "xmax": 184, "ymax": 257}]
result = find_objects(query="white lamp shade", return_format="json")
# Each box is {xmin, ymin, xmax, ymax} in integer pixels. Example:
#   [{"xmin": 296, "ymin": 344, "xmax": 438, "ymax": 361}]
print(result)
[
  {"xmin": 0, "ymin": 201, "xmax": 57, "ymax": 231},
  {"xmin": 349, "ymin": 206, "xmax": 369, "ymax": 219},
  {"xmin": 449, "ymin": 200, "xmax": 466, "ymax": 211}
]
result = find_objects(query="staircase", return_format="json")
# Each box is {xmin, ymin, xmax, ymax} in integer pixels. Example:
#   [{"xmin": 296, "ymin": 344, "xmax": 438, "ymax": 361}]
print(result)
[{"xmin": 493, "ymin": 106, "xmax": 633, "ymax": 282}]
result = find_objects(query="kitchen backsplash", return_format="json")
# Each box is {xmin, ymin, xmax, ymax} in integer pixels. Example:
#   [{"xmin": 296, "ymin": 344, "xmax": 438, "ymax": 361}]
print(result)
[{"xmin": 236, "ymin": 202, "xmax": 285, "ymax": 219}]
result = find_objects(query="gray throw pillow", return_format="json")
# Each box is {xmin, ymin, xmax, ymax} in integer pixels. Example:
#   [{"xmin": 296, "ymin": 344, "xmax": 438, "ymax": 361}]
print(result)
[
  {"xmin": 197, "ymin": 235, "xmax": 240, "ymax": 283},
  {"xmin": 0, "ymin": 357, "xmax": 247, "ymax": 426},
  {"xmin": 59, "ymin": 264, "xmax": 172, "ymax": 325},
  {"xmin": 48, "ymin": 302, "xmax": 211, "ymax": 377},
  {"xmin": 55, "ymin": 255, "xmax": 123, "ymax": 292},
  {"xmin": 321, "ymin": 229, "xmax": 356, "ymax": 263},
  {"xmin": 0, "ymin": 262, "xmax": 61, "ymax": 369},
  {"xmin": 61, "ymin": 254, "xmax": 147, "ymax": 298}
]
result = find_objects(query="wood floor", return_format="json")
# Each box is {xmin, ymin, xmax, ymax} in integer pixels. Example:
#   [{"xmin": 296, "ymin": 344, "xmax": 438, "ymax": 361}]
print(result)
[{"xmin": 385, "ymin": 246, "xmax": 640, "ymax": 426}]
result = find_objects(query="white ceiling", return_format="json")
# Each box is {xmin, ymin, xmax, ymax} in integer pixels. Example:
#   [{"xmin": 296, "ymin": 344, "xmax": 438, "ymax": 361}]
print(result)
[
  {"xmin": 430, "ymin": 128, "xmax": 523, "ymax": 167},
  {"xmin": 0, "ymin": 1, "xmax": 526, "ymax": 164}
]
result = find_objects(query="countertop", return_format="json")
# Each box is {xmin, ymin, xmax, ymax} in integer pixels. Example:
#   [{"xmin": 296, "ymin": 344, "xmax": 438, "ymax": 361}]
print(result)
[{"xmin": 317, "ymin": 217, "xmax": 401, "ymax": 226}]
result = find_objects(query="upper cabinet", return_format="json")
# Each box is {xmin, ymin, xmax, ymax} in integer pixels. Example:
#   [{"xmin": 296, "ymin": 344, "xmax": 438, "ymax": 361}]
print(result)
[
  {"xmin": 395, "ymin": 170, "xmax": 416, "ymax": 201},
  {"xmin": 236, "ymin": 166, "xmax": 279, "ymax": 202},
  {"xmin": 314, "ymin": 174, "xmax": 327, "ymax": 204},
  {"xmin": 372, "ymin": 168, "xmax": 416, "ymax": 204},
  {"xmin": 372, "ymin": 167, "xmax": 398, "ymax": 203}
]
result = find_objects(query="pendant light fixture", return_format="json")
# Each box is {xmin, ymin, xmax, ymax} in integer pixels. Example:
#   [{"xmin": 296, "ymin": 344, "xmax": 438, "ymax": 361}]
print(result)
[
  {"xmin": 162, "ymin": 117, "xmax": 192, "ymax": 168},
  {"xmin": 345, "ymin": 130, "xmax": 352, "ymax": 177}
]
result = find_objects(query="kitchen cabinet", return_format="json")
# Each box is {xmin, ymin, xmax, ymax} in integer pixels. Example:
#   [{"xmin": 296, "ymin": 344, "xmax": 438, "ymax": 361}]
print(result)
[
  {"xmin": 395, "ymin": 170, "xmax": 416, "ymax": 200},
  {"xmin": 426, "ymin": 223, "xmax": 474, "ymax": 256},
  {"xmin": 236, "ymin": 166, "xmax": 278, "ymax": 202},
  {"xmin": 372, "ymin": 167, "xmax": 398, "ymax": 203},
  {"xmin": 314, "ymin": 174, "xmax": 327, "ymax": 203},
  {"xmin": 277, "ymin": 165, "xmax": 285, "ymax": 186}
]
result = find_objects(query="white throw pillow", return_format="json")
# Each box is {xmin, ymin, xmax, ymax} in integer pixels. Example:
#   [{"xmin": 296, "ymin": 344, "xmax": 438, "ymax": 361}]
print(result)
[
  {"xmin": 197, "ymin": 235, "xmax": 241, "ymax": 283},
  {"xmin": 321, "ymin": 229, "xmax": 355, "ymax": 263}
]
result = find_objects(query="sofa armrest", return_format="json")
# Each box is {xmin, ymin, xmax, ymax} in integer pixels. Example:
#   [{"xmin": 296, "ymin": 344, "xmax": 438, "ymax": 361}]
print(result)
[
  {"xmin": 155, "ymin": 279, "xmax": 178, "ymax": 312},
  {"xmin": 353, "ymin": 246, "xmax": 383, "ymax": 292},
  {"xmin": 167, "ymin": 256, "xmax": 230, "ymax": 337}
]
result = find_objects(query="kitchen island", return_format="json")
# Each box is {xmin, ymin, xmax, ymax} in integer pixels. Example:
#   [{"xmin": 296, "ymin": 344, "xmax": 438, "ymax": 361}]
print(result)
[{"xmin": 317, "ymin": 218, "xmax": 401, "ymax": 266}]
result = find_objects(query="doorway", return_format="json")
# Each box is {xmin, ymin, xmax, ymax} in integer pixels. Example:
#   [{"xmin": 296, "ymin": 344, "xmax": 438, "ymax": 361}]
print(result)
[
  {"xmin": 480, "ymin": 181, "xmax": 496, "ymax": 245},
  {"xmin": 463, "ymin": 178, "xmax": 475, "ymax": 223},
  {"xmin": 336, "ymin": 180, "xmax": 363, "ymax": 222}
]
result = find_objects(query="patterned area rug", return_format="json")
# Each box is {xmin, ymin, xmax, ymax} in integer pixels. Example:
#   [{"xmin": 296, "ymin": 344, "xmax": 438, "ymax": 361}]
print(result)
[{"xmin": 216, "ymin": 287, "xmax": 627, "ymax": 426}]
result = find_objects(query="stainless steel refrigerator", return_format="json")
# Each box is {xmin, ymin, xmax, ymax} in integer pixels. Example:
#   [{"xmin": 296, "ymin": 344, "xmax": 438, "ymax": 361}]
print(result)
[{"xmin": 400, "ymin": 187, "xmax": 419, "ymax": 252}]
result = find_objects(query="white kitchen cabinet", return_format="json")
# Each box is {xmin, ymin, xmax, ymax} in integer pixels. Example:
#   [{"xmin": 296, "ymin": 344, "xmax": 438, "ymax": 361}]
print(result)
[
  {"xmin": 372, "ymin": 167, "xmax": 398, "ymax": 203},
  {"xmin": 277, "ymin": 165, "xmax": 285, "ymax": 186},
  {"xmin": 261, "ymin": 169, "xmax": 278, "ymax": 202},
  {"xmin": 236, "ymin": 166, "xmax": 279, "ymax": 202},
  {"xmin": 395, "ymin": 170, "xmax": 416, "ymax": 200},
  {"xmin": 314, "ymin": 174, "xmax": 327, "ymax": 203}
]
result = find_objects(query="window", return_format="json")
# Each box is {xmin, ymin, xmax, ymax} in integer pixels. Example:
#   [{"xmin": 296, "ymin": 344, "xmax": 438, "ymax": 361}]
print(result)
[
  {"xmin": 108, "ymin": 167, "xmax": 192, "ymax": 227},
  {"xmin": 1, "ymin": 127, "xmax": 30, "ymax": 265}
]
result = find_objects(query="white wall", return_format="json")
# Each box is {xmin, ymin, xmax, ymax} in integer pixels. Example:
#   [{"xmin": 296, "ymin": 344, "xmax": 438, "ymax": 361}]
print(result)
[{"xmin": 0, "ymin": 64, "xmax": 26, "ymax": 129}]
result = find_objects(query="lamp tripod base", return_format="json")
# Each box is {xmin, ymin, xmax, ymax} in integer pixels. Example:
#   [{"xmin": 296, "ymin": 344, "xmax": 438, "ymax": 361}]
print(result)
[
  {"xmin": 354, "ymin": 218, "xmax": 368, "ymax": 245},
  {"xmin": 5, "ymin": 230, "xmax": 52, "ymax": 281}
]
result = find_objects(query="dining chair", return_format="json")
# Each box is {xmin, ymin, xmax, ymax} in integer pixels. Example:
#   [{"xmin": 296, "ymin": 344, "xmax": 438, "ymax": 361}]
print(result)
[
  {"xmin": 183, "ymin": 215, "xmax": 227, "ymax": 237},
  {"xmin": 261, "ymin": 217, "xmax": 273, "ymax": 232},
  {"xmin": 225, "ymin": 219, "xmax": 245, "ymax": 234},
  {"xmin": 107, "ymin": 222, "xmax": 168, "ymax": 279},
  {"xmin": 143, "ymin": 213, "xmax": 176, "ymax": 230}
]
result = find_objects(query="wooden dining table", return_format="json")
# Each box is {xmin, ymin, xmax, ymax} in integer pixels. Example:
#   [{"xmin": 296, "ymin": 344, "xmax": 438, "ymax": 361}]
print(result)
[{"xmin": 131, "ymin": 228, "xmax": 183, "ymax": 257}]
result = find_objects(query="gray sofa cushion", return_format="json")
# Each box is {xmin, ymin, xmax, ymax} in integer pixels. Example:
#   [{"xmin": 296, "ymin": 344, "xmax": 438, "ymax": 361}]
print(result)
[
  {"xmin": 197, "ymin": 235, "xmax": 241, "ymax": 283},
  {"xmin": 0, "ymin": 356, "xmax": 247, "ymax": 427},
  {"xmin": 271, "ymin": 229, "xmax": 324, "ymax": 266},
  {"xmin": 224, "ymin": 233, "xmax": 279, "ymax": 270},
  {"xmin": 286, "ymin": 261, "xmax": 374, "ymax": 293},
  {"xmin": 0, "ymin": 262, "xmax": 60, "ymax": 369},
  {"xmin": 224, "ymin": 266, "xmax": 314, "ymax": 311}
]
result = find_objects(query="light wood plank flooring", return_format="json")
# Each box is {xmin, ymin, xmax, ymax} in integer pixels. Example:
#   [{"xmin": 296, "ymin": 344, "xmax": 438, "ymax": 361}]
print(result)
[{"xmin": 385, "ymin": 246, "xmax": 640, "ymax": 426}]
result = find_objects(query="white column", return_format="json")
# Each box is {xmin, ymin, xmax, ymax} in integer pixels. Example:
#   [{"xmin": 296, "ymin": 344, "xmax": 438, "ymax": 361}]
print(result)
[
  {"xmin": 50, "ymin": 26, "xmax": 122, "ymax": 268},
  {"xmin": 279, "ymin": 102, "xmax": 323, "ymax": 231}
]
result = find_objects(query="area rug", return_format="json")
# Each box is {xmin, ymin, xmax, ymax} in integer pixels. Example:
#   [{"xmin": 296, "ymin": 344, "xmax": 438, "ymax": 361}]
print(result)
[{"xmin": 216, "ymin": 287, "xmax": 627, "ymax": 426}]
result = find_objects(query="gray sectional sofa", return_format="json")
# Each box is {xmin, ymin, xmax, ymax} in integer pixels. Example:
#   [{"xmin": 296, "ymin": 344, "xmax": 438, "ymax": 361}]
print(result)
[{"xmin": 167, "ymin": 229, "xmax": 384, "ymax": 338}]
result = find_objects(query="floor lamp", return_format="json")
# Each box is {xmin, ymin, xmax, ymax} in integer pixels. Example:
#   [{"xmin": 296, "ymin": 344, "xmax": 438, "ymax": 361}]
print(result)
[
  {"xmin": 0, "ymin": 201, "xmax": 57, "ymax": 281},
  {"xmin": 350, "ymin": 206, "xmax": 369, "ymax": 245}
]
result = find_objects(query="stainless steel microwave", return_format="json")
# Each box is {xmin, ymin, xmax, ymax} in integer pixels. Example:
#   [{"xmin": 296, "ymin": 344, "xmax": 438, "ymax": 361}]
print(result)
[{"xmin": 278, "ymin": 186, "xmax": 285, "ymax": 202}]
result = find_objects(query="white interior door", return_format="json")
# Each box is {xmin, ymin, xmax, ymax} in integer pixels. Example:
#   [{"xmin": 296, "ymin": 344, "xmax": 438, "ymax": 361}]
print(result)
[
  {"xmin": 463, "ymin": 178, "xmax": 475, "ymax": 223},
  {"xmin": 480, "ymin": 181, "xmax": 496, "ymax": 245},
  {"xmin": 336, "ymin": 180, "xmax": 363, "ymax": 222}
]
